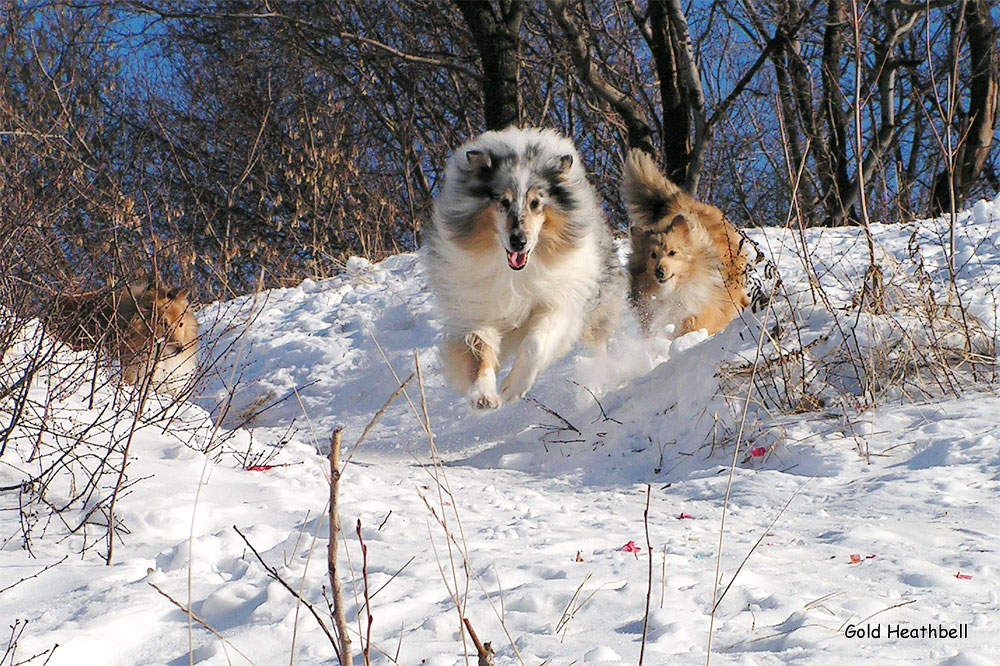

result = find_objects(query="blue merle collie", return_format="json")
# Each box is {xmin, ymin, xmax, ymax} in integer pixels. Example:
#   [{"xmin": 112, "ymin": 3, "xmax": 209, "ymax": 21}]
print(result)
[{"xmin": 425, "ymin": 128, "xmax": 624, "ymax": 409}]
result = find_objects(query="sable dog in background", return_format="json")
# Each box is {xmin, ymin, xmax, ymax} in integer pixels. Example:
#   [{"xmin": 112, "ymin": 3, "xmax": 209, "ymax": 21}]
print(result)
[
  {"xmin": 425, "ymin": 128, "xmax": 625, "ymax": 409},
  {"xmin": 623, "ymin": 149, "xmax": 750, "ymax": 337},
  {"xmin": 118, "ymin": 284, "xmax": 198, "ymax": 396},
  {"xmin": 48, "ymin": 281, "xmax": 199, "ymax": 396}
]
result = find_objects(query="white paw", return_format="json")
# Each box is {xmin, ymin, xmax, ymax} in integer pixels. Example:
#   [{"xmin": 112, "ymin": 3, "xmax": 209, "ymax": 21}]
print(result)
[
  {"xmin": 469, "ymin": 390, "xmax": 500, "ymax": 410},
  {"xmin": 499, "ymin": 373, "xmax": 531, "ymax": 404}
]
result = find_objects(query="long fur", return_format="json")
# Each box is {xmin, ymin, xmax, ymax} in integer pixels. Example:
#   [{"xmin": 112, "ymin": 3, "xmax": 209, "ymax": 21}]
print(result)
[
  {"xmin": 425, "ymin": 128, "xmax": 625, "ymax": 408},
  {"xmin": 623, "ymin": 149, "xmax": 750, "ymax": 337},
  {"xmin": 118, "ymin": 284, "xmax": 199, "ymax": 396},
  {"xmin": 48, "ymin": 281, "xmax": 199, "ymax": 396}
]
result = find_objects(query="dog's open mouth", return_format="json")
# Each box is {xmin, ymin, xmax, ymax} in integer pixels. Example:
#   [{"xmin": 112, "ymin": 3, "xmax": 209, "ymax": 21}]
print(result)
[{"xmin": 507, "ymin": 251, "xmax": 529, "ymax": 270}]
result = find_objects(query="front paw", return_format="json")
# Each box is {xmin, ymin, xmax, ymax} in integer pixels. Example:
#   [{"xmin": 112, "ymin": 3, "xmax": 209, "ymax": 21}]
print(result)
[
  {"xmin": 469, "ymin": 390, "xmax": 500, "ymax": 410},
  {"xmin": 499, "ymin": 373, "xmax": 531, "ymax": 404}
]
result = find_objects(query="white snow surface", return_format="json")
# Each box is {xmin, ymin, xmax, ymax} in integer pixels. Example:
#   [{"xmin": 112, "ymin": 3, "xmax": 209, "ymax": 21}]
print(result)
[{"xmin": 3, "ymin": 196, "xmax": 1000, "ymax": 665}]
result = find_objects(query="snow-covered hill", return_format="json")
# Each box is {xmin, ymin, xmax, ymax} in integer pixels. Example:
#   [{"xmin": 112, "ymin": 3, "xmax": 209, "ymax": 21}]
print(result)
[{"xmin": 2, "ymin": 196, "xmax": 1000, "ymax": 665}]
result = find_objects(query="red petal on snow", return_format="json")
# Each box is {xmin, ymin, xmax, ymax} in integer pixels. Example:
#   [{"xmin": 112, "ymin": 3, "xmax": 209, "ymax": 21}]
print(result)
[
  {"xmin": 246, "ymin": 465, "xmax": 273, "ymax": 472},
  {"xmin": 622, "ymin": 540, "xmax": 641, "ymax": 553},
  {"xmin": 751, "ymin": 447, "xmax": 766, "ymax": 457},
  {"xmin": 679, "ymin": 513, "xmax": 694, "ymax": 519},
  {"xmin": 955, "ymin": 572, "xmax": 973, "ymax": 580}
]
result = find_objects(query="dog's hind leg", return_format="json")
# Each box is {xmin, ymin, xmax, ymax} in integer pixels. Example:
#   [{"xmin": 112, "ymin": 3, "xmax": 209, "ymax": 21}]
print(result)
[
  {"xmin": 581, "ymin": 297, "xmax": 623, "ymax": 351},
  {"xmin": 500, "ymin": 308, "xmax": 579, "ymax": 404}
]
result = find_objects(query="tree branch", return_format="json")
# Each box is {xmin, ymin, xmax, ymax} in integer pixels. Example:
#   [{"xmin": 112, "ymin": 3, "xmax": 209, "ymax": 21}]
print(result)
[
  {"xmin": 546, "ymin": 0, "xmax": 655, "ymax": 154},
  {"xmin": 339, "ymin": 32, "xmax": 481, "ymax": 80}
]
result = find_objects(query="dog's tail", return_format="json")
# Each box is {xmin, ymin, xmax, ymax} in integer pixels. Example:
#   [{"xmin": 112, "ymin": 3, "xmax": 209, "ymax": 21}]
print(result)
[{"xmin": 622, "ymin": 149, "xmax": 682, "ymax": 229}]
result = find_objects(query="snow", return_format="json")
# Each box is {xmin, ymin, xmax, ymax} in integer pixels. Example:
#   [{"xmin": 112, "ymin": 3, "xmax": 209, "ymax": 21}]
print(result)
[{"xmin": 3, "ymin": 195, "xmax": 1000, "ymax": 665}]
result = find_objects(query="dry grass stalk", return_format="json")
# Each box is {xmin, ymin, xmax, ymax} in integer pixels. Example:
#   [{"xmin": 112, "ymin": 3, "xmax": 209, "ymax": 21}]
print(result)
[
  {"xmin": 234, "ymin": 525, "xmax": 340, "ymax": 650},
  {"xmin": 411, "ymin": 354, "xmax": 526, "ymax": 665},
  {"xmin": 148, "ymin": 582, "xmax": 259, "ymax": 665},
  {"xmin": 554, "ymin": 571, "xmax": 598, "ymax": 640}
]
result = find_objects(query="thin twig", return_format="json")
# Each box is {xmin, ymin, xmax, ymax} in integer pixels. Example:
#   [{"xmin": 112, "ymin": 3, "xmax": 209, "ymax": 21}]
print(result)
[
  {"xmin": 344, "ymin": 371, "xmax": 415, "ymax": 465},
  {"xmin": 568, "ymin": 380, "xmax": 622, "ymax": 425},
  {"xmin": 233, "ymin": 525, "xmax": 340, "ymax": 652},
  {"xmin": 357, "ymin": 519, "xmax": 373, "ymax": 666},
  {"xmin": 328, "ymin": 429, "xmax": 351, "ymax": 665},
  {"xmin": 463, "ymin": 617, "xmax": 496, "ymax": 666},
  {"xmin": 708, "ymin": 253, "xmax": 781, "ymax": 666},
  {"xmin": 525, "ymin": 397, "xmax": 581, "ymax": 434},
  {"xmin": 148, "ymin": 582, "xmax": 259, "ymax": 666},
  {"xmin": 0, "ymin": 556, "xmax": 68, "ymax": 595},
  {"xmin": 639, "ymin": 485, "xmax": 653, "ymax": 666},
  {"xmin": 713, "ymin": 480, "xmax": 808, "ymax": 612}
]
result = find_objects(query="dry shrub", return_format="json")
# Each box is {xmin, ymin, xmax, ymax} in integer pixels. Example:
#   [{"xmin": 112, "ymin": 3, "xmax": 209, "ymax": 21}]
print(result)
[{"xmin": 720, "ymin": 228, "xmax": 999, "ymax": 426}]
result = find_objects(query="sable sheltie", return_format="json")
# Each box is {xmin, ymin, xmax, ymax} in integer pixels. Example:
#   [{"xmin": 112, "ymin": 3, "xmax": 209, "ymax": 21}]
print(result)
[
  {"xmin": 425, "ymin": 128, "xmax": 625, "ymax": 409},
  {"xmin": 623, "ymin": 149, "xmax": 750, "ymax": 337},
  {"xmin": 49, "ymin": 281, "xmax": 199, "ymax": 396}
]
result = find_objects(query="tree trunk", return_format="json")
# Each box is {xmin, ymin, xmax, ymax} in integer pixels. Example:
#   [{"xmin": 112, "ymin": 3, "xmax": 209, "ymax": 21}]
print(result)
[
  {"xmin": 455, "ymin": 0, "xmax": 523, "ymax": 131},
  {"xmin": 821, "ymin": 0, "xmax": 852, "ymax": 225},
  {"xmin": 757, "ymin": 0, "xmax": 817, "ymax": 219},
  {"xmin": 648, "ymin": 0, "xmax": 691, "ymax": 185},
  {"xmin": 930, "ymin": 0, "xmax": 999, "ymax": 215}
]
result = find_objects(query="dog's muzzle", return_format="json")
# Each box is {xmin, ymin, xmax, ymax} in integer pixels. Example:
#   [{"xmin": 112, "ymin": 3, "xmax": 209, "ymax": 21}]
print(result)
[
  {"xmin": 508, "ymin": 230, "xmax": 527, "ymax": 251},
  {"xmin": 507, "ymin": 250, "xmax": 529, "ymax": 270},
  {"xmin": 155, "ymin": 339, "xmax": 186, "ymax": 359},
  {"xmin": 506, "ymin": 230, "xmax": 529, "ymax": 270}
]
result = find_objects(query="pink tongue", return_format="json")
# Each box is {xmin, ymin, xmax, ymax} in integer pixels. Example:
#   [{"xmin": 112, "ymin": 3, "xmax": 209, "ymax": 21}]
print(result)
[{"xmin": 507, "ymin": 251, "xmax": 528, "ymax": 269}]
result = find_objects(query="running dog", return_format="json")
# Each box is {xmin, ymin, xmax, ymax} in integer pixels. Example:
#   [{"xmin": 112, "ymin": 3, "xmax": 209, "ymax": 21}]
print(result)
[
  {"xmin": 49, "ymin": 281, "xmax": 199, "ymax": 396},
  {"xmin": 425, "ymin": 128, "xmax": 625, "ymax": 409},
  {"xmin": 623, "ymin": 149, "xmax": 750, "ymax": 337}
]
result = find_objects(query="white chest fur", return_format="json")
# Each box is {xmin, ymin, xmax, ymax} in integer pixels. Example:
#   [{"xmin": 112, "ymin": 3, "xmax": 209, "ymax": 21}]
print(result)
[
  {"xmin": 430, "ymin": 235, "xmax": 601, "ymax": 336},
  {"xmin": 649, "ymin": 267, "xmax": 724, "ymax": 334}
]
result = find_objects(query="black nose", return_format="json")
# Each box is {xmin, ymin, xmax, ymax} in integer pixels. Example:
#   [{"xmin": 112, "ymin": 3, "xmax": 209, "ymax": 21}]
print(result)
[
  {"xmin": 509, "ymin": 231, "xmax": 526, "ymax": 251},
  {"xmin": 654, "ymin": 267, "xmax": 666, "ymax": 280}
]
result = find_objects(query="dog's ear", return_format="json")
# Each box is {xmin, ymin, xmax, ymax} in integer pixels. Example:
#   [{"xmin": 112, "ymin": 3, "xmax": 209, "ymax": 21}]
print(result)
[
  {"xmin": 167, "ymin": 287, "xmax": 189, "ymax": 303},
  {"xmin": 466, "ymin": 150, "xmax": 492, "ymax": 173},
  {"xmin": 668, "ymin": 214, "xmax": 691, "ymax": 239},
  {"xmin": 558, "ymin": 154, "xmax": 573, "ymax": 177},
  {"xmin": 127, "ymin": 280, "xmax": 148, "ymax": 301},
  {"xmin": 125, "ymin": 270, "xmax": 154, "ymax": 300},
  {"xmin": 670, "ymin": 213, "xmax": 711, "ymax": 246}
]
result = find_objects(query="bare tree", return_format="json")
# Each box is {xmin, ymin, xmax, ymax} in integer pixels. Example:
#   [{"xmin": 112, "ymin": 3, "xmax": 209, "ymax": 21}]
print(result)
[
  {"xmin": 4, "ymin": 0, "xmax": 999, "ymax": 311},
  {"xmin": 455, "ymin": 0, "xmax": 524, "ymax": 130},
  {"xmin": 929, "ymin": 0, "xmax": 999, "ymax": 214}
]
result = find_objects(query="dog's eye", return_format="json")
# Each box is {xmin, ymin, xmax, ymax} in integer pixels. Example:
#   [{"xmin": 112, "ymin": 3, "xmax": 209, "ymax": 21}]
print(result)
[
  {"xmin": 499, "ymin": 197, "xmax": 512, "ymax": 209},
  {"xmin": 668, "ymin": 250, "xmax": 676, "ymax": 257},
  {"xmin": 650, "ymin": 252, "xmax": 657, "ymax": 259},
  {"xmin": 530, "ymin": 199, "xmax": 541, "ymax": 212}
]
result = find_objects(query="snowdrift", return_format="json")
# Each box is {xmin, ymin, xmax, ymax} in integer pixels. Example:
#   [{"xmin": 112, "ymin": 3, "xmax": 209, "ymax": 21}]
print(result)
[{"xmin": 2, "ymin": 197, "xmax": 1000, "ymax": 665}]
